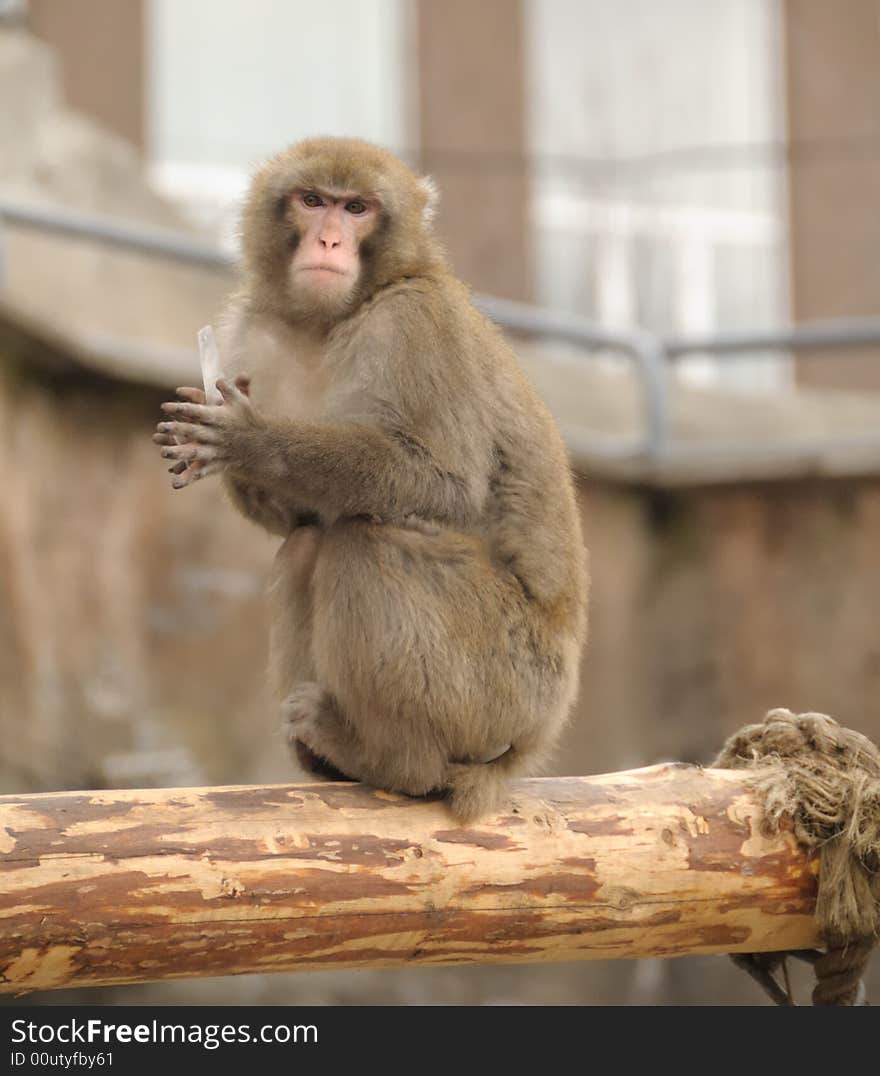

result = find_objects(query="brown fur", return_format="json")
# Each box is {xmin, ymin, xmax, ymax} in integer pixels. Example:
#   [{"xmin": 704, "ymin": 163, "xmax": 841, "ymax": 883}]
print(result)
[{"xmin": 158, "ymin": 137, "xmax": 589, "ymax": 822}]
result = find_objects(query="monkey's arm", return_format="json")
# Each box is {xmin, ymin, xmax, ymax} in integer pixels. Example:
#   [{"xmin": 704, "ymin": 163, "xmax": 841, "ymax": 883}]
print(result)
[
  {"xmin": 155, "ymin": 380, "xmax": 479, "ymax": 525},
  {"xmin": 240, "ymin": 421, "xmax": 474, "ymax": 523}
]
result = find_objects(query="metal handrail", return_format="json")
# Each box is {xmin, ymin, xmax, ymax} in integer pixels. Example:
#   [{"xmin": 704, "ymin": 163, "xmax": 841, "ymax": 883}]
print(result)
[
  {"xmin": 3, "ymin": 196, "xmax": 880, "ymax": 469},
  {"xmin": 0, "ymin": 199, "xmax": 234, "ymax": 269},
  {"xmin": 0, "ymin": 197, "xmax": 671, "ymax": 456},
  {"xmin": 665, "ymin": 320, "xmax": 880, "ymax": 357}
]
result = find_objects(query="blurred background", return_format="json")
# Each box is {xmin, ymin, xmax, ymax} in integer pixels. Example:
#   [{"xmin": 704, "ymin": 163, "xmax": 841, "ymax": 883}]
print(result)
[{"xmin": 1, "ymin": 0, "xmax": 879, "ymax": 1005}]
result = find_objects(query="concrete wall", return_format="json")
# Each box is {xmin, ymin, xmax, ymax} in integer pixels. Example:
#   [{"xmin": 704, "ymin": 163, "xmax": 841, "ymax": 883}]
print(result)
[
  {"xmin": 573, "ymin": 476, "xmax": 880, "ymax": 777},
  {"xmin": 0, "ymin": 357, "xmax": 277, "ymax": 796}
]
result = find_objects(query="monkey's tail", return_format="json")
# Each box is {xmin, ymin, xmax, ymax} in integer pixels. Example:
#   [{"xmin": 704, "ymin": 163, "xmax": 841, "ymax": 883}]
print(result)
[{"xmin": 444, "ymin": 746, "xmax": 524, "ymax": 824}]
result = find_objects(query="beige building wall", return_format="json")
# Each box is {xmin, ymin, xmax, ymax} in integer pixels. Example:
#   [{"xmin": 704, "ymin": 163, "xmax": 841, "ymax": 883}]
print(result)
[
  {"xmin": 415, "ymin": 0, "xmax": 531, "ymax": 299},
  {"xmin": 28, "ymin": 0, "xmax": 145, "ymax": 152},
  {"xmin": 785, "ymin": 0, "xmax": 880, "ymax": 389}
]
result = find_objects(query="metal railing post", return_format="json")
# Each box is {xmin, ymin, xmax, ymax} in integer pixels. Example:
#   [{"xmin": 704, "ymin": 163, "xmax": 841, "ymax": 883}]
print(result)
[
  {"xmin": 476, "ymin": 295, "xmax": 670, "ymax": 459},
  {"xmin": 0, "ymin": 209, "xmax": 7, "ymax": 291}
]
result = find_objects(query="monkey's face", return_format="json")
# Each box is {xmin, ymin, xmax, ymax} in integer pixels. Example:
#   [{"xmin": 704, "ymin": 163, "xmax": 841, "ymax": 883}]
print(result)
[
  {"xmin": 286, "ymin": 188, "xmax": 380, "ymax": 317},
  {"xmin": 242, "ymin": 138, "xmax": 441, "ymax": 324}
]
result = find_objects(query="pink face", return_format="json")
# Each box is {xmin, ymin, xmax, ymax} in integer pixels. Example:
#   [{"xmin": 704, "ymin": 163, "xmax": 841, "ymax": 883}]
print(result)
[{"xmin": 287, "ymin": 188, "xmax": 380, "ymax": 304}]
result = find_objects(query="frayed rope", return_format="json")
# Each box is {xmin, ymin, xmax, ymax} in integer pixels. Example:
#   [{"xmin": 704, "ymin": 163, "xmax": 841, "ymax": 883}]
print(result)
[{"xmin": 714, "ymin": 708, "xmax": 879, "ymax": 1005}]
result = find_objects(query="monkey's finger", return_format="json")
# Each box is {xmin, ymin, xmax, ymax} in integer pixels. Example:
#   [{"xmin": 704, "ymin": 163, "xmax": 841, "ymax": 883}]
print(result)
[
  {"xmin": 183, "ymin": 461, "xmax": 222, "ymax": 485},
  {"xmin": 173, "ymin": 459, "xmax": 205, "ymax": 481},
  {"xmin": 175, "ymin": 386, "xmax": 208, "ymax": 404},
  {"xmin": 160, "ymin": 442, "xmax": 223, "ymax": 463},
  {"xmin": 234, "ymin": 373, "xmax": 252, "ymax": 396},
  {"xmin": 170, "ymin": 472, "xmax": 199, "ymax": 489},
  {"xmin": 160, "ymin": 401, "xmax": 224, "ymax": 425},
  {"xmin": 171, "ymin": 461, "xmax": 223, "ymax": 490},
  {"xmin": 153, "ymin": 430, "xmax": 189, "ymax": 446},
  {"xmin": 153, "ymin": 429, "xmax": 211, "ymax": 447},
  {"xmin": 216, "ymin": 378, "xmax": 249, "ymax": 406},
  {"xmin": 156, "ymin": 421, "xmax": 223, "ymax": 444}
]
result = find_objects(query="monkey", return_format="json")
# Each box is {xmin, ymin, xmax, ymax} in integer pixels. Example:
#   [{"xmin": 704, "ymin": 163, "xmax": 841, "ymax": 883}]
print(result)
[{"xmin": 153, "ymin": 137, "xmax": 588, "ymax": 822}]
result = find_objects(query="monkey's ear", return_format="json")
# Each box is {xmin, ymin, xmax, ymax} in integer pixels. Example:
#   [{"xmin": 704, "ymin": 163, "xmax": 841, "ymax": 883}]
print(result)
[{"xmin": 418, "ymin": 176, "xmax": 439, "ymax": 226}]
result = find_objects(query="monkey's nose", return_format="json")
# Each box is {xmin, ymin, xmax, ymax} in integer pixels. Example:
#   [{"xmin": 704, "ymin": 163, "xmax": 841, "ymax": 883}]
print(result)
[{"xmin": 319, "ymin": 236, "xmax": 342, "ymax": 249}]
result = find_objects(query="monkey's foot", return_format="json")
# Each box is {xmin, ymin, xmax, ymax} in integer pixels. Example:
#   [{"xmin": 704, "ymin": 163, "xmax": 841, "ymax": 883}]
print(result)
[
  {"xmin": 282, "ymin": 681, "xmax": 328, "ymax": 733},
  {"xmin": 283, "ymin": 683, "xmax": 356, "ymax": 782}
]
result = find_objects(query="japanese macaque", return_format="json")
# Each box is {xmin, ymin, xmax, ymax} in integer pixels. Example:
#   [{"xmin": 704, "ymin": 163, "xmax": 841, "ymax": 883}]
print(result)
[{"xmin": 154, "ymin": 137, "xmax": 588, "ymax": 821}]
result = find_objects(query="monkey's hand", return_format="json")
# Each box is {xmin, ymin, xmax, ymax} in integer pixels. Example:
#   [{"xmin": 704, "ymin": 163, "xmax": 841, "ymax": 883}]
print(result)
[{"xmin": 153, "ymin": 374, "xmax": 259, "ymax": 489}]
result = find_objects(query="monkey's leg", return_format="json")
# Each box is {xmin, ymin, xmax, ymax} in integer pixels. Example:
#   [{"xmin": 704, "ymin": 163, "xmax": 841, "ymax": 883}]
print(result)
[
  {"xmin": 270, "ymin": 528, "xmax": 364, "ymax": 783},
  {"xmin": 291, "ymin": 740, "xmax": 353, "ymax": 781},
  {"xmin": 283, "ymin": 682, "xmax": 373, "ymax": 784},
  {"xmin": 224, "ymin": 475, "xmax": 292, "ymax": 536},
  {"xmin": 309, "ymin": 519, "xmax": 571, "ymax": 807},
  {"xmin": 268, "ymin": 526, "xmax": 322, "ymax": 701}
]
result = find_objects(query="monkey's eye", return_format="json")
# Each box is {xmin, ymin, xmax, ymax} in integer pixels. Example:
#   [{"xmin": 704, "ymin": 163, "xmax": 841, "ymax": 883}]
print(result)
[
  {"xmin": 302, "ymin": 192, "xmax": 324, "ymax": 208},
  {"xmin": 345, "ymin": 200, "xmax": 368, "ymax": 215}
]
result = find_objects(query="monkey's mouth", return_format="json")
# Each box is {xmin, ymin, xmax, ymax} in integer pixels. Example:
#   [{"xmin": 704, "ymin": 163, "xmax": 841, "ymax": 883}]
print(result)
[{"xmin": 298, "ymin": 265, "xmax": 350, "ymax": 277}]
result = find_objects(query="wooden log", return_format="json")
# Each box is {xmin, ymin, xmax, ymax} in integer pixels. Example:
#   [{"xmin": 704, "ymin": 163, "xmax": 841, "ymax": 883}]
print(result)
[{"xmin": 0, "ymin": 764, "xmax": 820, "ymax": 993}]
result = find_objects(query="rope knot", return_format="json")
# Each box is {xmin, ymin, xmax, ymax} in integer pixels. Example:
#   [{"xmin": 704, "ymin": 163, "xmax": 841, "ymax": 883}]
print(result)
[{"xmin": 715, "ymin": 708, "xmax": 880, "ymax": 1005}]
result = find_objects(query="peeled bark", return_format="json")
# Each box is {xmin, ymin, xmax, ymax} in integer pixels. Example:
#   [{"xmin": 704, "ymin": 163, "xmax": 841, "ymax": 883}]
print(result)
[{"xmin": 0, "ymin": 764, "xmax": 820, "ymax": 993}]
